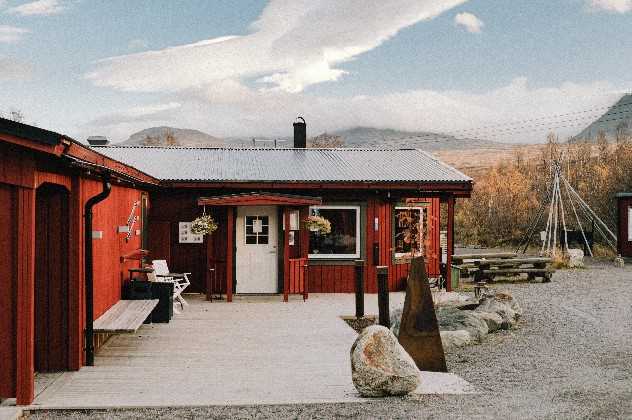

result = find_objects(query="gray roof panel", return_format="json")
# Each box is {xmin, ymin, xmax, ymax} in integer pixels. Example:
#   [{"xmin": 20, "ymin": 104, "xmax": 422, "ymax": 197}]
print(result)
[{"xmin": 95, "ymin": 146, "xmax": 472, "ymax": 183}]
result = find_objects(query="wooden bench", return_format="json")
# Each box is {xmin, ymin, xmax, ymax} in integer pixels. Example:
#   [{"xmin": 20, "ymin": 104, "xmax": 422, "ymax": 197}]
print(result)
[
  {"xmin": 93, "ymin": 299, "xmax": 159, "ymax": 333},
  {"xmin": 452, "ymin": 253, "xmax": 517, "ymax": 263},
  {"xmin": 474, "ymin": 257, "xmax": 553, "ymax": 283}
]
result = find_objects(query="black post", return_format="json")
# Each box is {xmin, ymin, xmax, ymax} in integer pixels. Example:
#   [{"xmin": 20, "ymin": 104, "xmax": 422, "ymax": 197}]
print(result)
[
  {"xmin": 377, "ymin": 266, "xmax": 390, "ymax": 328},
  {"xmin": 354, "ymin": 260, "xmax": 365, "ymax": 319}
]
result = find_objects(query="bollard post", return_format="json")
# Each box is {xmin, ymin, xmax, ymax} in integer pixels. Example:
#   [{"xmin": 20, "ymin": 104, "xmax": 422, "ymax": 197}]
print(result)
[
  {"xmin": 377, "ymin": 266, "xmax": 390, "ymax": 328},
  {"xmin": 354, "ymin": 260, "xmax": 365, "ymax": 319}
]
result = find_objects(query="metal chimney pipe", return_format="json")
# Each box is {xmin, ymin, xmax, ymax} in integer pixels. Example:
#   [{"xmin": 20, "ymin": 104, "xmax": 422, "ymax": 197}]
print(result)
[{"xmin": 293, "ymin": 117, "xmax": 306, "ymax": 148}]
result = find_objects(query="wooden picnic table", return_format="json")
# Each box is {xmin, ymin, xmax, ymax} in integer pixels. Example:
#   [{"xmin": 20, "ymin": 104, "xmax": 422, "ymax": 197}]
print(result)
[
  {"xmin": 452, "ymin": 252, "xmax": 517, "ymax": 262},
  {"xmin": 473, "ymin": 257, "xmax": 553, "ymax": 283}
]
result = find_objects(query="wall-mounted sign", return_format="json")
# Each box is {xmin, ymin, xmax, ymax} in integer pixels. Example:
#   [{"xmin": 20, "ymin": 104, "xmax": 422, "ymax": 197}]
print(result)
[
  {"xmin": 179, "ymin": 222, "xmax": 203, "ymax": 243},
  {"xmin": 628, "ymin": 207, "xmax": 632, "ymax": 241}
]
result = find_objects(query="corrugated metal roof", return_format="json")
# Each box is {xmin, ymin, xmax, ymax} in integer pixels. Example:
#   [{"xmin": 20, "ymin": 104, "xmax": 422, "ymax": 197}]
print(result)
[{"xmin": 94, "ymin": 146, "xmax": 472, "ymax": 183}]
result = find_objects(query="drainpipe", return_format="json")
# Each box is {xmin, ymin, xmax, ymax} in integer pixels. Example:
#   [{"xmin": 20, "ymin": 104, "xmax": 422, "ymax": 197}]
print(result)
[{"xmin": 84, "ymin": 174, "xmax": 111, "ymax": 366}]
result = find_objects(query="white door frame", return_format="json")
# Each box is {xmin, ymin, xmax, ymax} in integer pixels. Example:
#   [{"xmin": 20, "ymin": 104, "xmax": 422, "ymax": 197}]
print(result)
[{"xmin": 235, "ymin": 206, "xmax": 279, "ymax": 293}]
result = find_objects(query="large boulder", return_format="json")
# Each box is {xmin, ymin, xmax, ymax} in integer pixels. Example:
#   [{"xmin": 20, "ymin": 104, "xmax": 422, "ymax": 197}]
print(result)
[
  {"xmin": 472, "ymin": 311, "xmax": 503, "ymax": 333},
  {"xmin": 350, "ymin": 325, "xmax": 421, "ymax": 397},
  {"xmin": 435, "ymin": 307, "xmax": 489, "ymax": 341},
  {"xmin": 475, "ymin": 292, "xmax": 521, "ymax": 329},
  {"xmin": 440, "ymin": 330, "xmax": 473, "ymax": 352}
]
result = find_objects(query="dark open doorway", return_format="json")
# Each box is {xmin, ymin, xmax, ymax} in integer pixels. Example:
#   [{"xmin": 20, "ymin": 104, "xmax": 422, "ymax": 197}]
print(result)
[{"xmin": 34, "ymin": 183, "xmax": 70, "ymax": 372}]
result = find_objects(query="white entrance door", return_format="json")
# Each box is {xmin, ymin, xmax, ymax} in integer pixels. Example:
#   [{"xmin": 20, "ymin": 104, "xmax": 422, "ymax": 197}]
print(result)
[{"xmin": 236, "ymin": 206, "xmax": 278, "ymax": 293}]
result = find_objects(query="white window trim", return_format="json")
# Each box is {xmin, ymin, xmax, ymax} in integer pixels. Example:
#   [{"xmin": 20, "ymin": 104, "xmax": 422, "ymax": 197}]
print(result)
[
  {"xmin": 308, "ymin": 205, "xmax": 361, "ymax": 259},
  {"xmin": 394, "ymin": 206, "xmax": 425, "ymax": 258}
]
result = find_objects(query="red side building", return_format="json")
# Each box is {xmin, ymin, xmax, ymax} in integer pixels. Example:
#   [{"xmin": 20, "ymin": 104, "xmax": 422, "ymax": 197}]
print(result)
[{"xmin": 0, "ymin": 118, "xmax": 472, "ymax": 404}]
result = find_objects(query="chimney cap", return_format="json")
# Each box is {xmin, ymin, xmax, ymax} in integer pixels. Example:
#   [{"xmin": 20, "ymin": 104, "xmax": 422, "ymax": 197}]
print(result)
[
  {"xmin": 294, "ymin": 116, "xmax": 306, "ymax": 125},
  {"xmin": 87, "ymin": 135, "xmax": 109, "ymax": 146}
]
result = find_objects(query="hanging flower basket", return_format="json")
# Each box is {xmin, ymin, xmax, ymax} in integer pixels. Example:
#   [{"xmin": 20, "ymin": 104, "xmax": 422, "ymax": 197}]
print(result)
[
  {"xmin": 304, "ymin": 215, "xmax": 331, "ymax": 234},
  {"xmin": 190, "ymin": 214, "xmax": 218, "ymax": 235}
]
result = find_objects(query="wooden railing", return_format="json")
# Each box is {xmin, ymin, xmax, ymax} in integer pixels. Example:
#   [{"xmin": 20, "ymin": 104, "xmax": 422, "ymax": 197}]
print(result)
[
  {"xmin": 288, "ymin": 257, "xmax": 308, "ymax": 300},
  {"xmin": 206, "ymin": 260, "xmax": 226, "ymax": 301}
]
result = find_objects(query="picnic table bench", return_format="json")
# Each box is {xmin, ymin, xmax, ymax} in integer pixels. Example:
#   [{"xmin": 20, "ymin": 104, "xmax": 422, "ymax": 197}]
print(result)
[
  {"xmin": 473, "ymin": 257, "xmax": 553, "ymax": 283},
  {"xmin": 93, "ymin": 299, "xmax": 159, "ymax": 333},
  {"xmin": 452, "ymin": 253, "xmax": 517, "ymax": 263}
]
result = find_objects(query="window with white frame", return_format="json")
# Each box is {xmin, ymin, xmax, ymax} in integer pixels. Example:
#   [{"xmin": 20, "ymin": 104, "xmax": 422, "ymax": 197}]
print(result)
[
  {"xmin": 309, "ymin": 205, "xmax": 360, "ymax": 258},
  {"xmin": 394, "ymin": 206, "xmax": 427, "ymax": 257}
]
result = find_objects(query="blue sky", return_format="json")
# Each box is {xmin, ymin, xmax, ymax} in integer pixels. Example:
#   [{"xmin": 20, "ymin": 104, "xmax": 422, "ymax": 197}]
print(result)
[{"xmin": 1, "ymin": 0, "xmax": 630, "ymax": 143}]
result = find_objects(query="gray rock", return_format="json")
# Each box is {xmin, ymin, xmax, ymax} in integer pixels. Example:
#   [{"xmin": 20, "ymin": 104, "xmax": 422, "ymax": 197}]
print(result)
[
  {"xmin": 440, "ymin": 330, "xmax": 473, "ymax": 352},
  {"xmin": 568, "ymin": 249, "xmax": 584, "ymax": 268},
  {"xmin": 390, "ymin": 308, "xmax": 403, "ymax": 337},
  {"xmin": 436, "ymin": 307, "xmax": 489, "ymax": 341},
  {"xmin": 472, "ymin": 311, "xmax": 503, "ymax": 333},
  {"xmin": 475, "ymin": 292, "xmax": 521, "ymax": 329},
  {"xmin": 350, "ymin": 325, "xmax": 421, "ymax": 397}
]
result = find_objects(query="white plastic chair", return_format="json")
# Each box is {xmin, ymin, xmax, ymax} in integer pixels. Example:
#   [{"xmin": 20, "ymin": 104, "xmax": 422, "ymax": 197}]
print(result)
[{"xmin": 151, "ymin": 260, "xmax": 191, "ymax": 312}]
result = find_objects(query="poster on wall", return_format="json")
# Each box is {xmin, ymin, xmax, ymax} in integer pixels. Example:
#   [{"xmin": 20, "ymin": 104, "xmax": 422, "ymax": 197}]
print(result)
[{"xmin": 179, "ymin": 222, "xmax": 203, "ymax": 243}]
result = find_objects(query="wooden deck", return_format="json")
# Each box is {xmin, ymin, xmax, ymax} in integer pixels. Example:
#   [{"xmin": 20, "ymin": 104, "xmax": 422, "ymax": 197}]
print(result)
[{"xmin": 30, "ymin": 294, "xmax": 472, "ymax": 408}]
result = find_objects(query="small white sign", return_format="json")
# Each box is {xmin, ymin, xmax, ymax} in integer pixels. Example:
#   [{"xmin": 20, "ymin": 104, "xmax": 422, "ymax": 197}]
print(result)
[
  {"xmin": 179, "ymin": 222, "xmax": 203, "ymax": 243},
  {"xmin": 253, "ymin": 219, "xmax": 263, "ymax": 233},
  {"xmin": 628, "ymin": 207, "xmax": 632, "ymax": 241}
]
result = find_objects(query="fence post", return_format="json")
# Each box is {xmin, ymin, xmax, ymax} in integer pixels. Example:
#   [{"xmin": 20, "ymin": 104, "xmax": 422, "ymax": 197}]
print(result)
[
  {"xmin": 377, "ymin": 266, "xmax": 390, "ymax": 328},
  {"xmin": 354, "ymin": 260, "xmax": 365, "ymax": 318}
]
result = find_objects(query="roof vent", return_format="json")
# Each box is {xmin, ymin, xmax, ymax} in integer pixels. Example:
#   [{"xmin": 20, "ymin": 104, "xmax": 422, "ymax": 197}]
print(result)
[{"xmin": 87, "ymin": 135, "xmax": 109, "ymax": 146}]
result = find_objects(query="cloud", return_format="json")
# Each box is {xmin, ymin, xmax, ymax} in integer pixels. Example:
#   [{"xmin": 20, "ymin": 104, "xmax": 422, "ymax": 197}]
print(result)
[
  {"xmin": 0, "ymin": 56, "xmax": 33, "ymax": 81},
  {"xmin": 454, "ymin": 12, "xmax": 484, "ymax": 33},
  {"xmin": 0, "ymin": 25, "xmax": 29, "ymax": 43},
  {"xmin": 7, "ymin": 0, "xmax": 65, "ymax": 16},
  {"xmin": 127, "ymin": 38, "xmax": 148, "ymax": 51},
  {"xmin": 588, "ymin": 0, "xmax": 632, "ymax": 13},
  {"xmin": 86, "ymin": 77, "xmax": 626, "ymax": 145},
  {"xmin": 87, "ymin": 102, "xmax": 182, "ymax": 127},
  {"xmin": 86, "ymin": 0, "xmax": 468, "ymax": 93}
]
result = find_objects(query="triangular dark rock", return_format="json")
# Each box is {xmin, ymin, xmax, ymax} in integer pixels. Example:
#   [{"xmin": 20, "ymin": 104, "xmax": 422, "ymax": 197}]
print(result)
[{"xmin": 397, "ymin": 256, "xmax": 447, "ymax": 372}]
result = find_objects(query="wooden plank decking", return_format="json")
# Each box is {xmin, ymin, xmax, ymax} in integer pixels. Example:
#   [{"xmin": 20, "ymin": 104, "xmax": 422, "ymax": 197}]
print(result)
[{"xmin": 93, "ymin": 300, "xmax": 158, "ymax": 333}]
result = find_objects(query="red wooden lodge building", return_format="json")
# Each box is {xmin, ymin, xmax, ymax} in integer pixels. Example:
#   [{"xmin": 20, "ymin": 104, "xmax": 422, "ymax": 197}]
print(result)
[{"xmin": 0, "ymin": 117, "xmax": 472, "ymax": 404}]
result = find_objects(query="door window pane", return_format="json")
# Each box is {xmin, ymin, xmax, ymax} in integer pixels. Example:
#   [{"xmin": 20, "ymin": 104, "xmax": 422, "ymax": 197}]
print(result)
[{"xmin": 245, "ymin": 215, "xmax": 270, "ymax": 245}]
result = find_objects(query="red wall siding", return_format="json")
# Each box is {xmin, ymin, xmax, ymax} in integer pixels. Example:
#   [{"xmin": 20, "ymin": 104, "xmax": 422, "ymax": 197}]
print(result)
[
  {"xmin": 308, "ymin": 198, "xmax": 440, "ymax": 293},
  {"xmin": 0, "ymin": 184, "xmax": 17, "ymax": 398},
  {"xmin": 87, "ymin": 181, "xmax": 145, "ymax": 318}
]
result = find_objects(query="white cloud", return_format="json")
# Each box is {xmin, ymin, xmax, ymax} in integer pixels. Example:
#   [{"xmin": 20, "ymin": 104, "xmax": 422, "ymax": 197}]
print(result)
[
  {"xmin": 7, "ymin": 0, "xmax": 65, "ymax": 16},
  {"xmin": 588, "ymin": 0, "xmax": 632, "ymax": 13},
  {"xmin": 127, "ymin": 39, "xmax": 148, "ymax": 51},
  {"xmin": 0, "ymin": 25, "xmax": 29, "ymax": 43},
  {"xmin": 0, "ymin": 56, "xmax": 32, "ymax": 81},
  {"xmin": 88, "ymin": 102, "xmax": 181, "ymax": 127},
  {"xmin": 86, "ymin": 78, "xmax": 626, "ymax": 144},
  {"xmin": 86, "ymin": 0, "xmax": 468, "ymax": 93},
  {"xmin": 454, "ymin": 12, "xmax": 484, "ymax": 33}
]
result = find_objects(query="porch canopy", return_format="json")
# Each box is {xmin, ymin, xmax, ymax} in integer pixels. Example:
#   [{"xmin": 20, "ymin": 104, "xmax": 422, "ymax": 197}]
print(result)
[
  {"xmin": 197, "ymin": 192, "xmax": 322, "ymax": 207},
  {"xmin": 198, "ymin": 192, "xmax": 321, "ymax": 303}
]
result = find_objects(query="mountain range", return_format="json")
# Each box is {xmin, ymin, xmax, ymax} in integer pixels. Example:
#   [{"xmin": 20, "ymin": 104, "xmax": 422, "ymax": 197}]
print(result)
[
  {"xmin": 575, "ymin": 94, "xmax": 632, "ymax": 140},
  {"xmin": 117, "ymin": 94, "xmax": 632, "ymax": 150}
]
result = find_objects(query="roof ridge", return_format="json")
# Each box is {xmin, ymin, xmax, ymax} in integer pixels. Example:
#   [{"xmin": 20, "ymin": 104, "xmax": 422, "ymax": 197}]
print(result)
[
  {"xmin": 415, "ymin": 149, "xmax": 473, "ymax": 181},
  {"xmin": 97, "ymin": 145, "xmax": 419, "ymax": 151}
]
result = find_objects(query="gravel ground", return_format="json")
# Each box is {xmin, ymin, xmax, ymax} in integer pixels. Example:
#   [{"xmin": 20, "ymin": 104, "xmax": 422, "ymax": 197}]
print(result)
[{"xmin": 27, "ymin": 260, "xmax": 632, "ymax": 419}]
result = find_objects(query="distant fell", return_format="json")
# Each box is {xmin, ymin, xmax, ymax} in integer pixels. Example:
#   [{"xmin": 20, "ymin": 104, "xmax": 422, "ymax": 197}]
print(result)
[
  {"xmin": 331, "ymin": 127, "xmax": 510, "ymax": 151},
  {"xmin": 575, "ymin": 94, "xmax": 632, "ymax": 140},
  {"xmin": 120, "ymin": 126, "xmax": 224, "ymax": 147}
]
